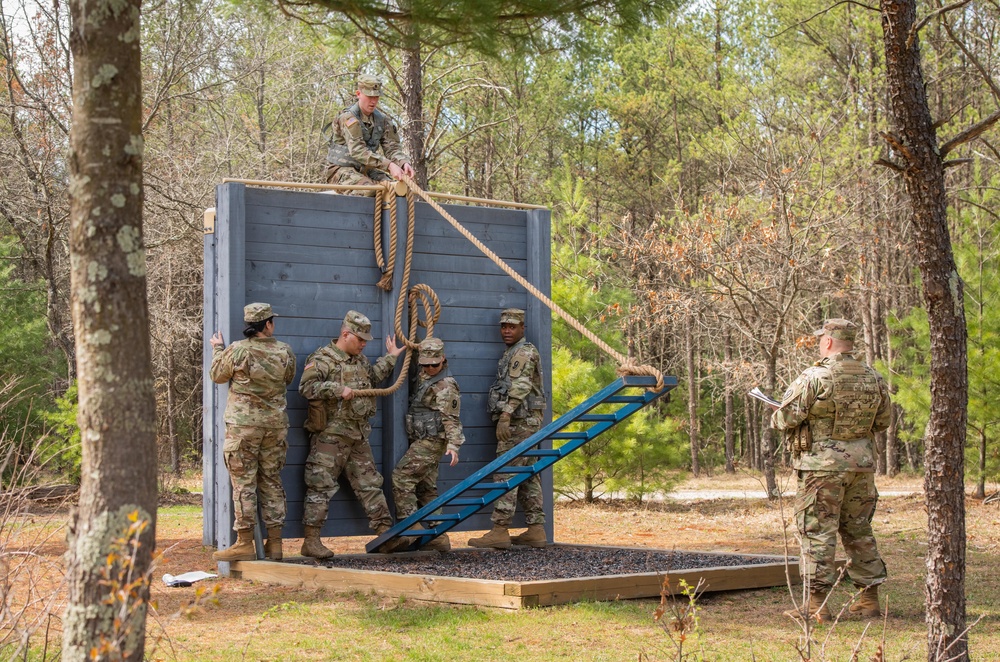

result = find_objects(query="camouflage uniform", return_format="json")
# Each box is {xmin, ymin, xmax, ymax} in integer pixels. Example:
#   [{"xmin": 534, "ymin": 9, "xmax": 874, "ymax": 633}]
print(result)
[
  {"xmin": 323, "ymin": 75, "xmax": 410, "ymax": 196},
  {"xmin": 486, "ymin": 319, "xmax": 547, "ymax": 527},
  {"xmin": 772, "ymin": 320, "xmax": 892, "ymax": 593},
  {"xmin": 209, "ymin": 304, "xmax": 296, "ymax": 533},
  {"xmin": 393, "ymin": 339, "xmax": 465, "ymax": 518},
  {"xmin": 298, "ymin": 318, "xmax": 398, "ymax": 531}
]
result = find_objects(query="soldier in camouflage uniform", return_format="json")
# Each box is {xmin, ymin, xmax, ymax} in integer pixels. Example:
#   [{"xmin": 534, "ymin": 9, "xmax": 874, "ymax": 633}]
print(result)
[
  {"xmin": 469, "ymin": 308, "xmax": 548, "ymax": 550},
  {"xmin": 323, "ymin": 74, "xmax": 414, "ymax": 196},
  {"xmin": 209, "ymin": 302, "xmax": 297, "ymax": 562},
  {"xmin": 772, "ymin": 318, "xmax": 892, "ymax": 622},
  {"xmin": 297, "ymin": 310, "xmax": 406, "ymax": 557},
  {"xmin": 392, "ymin": 337, "xmax": 464, "ymax": 552}
]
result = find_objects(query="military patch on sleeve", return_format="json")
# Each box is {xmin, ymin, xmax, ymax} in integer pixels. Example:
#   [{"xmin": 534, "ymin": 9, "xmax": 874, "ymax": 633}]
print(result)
[
  {"xmin": 304, "ymin": 362, "xmax": 314, "ymax": 371},
  {"xmin": 509, "ymin": 356, "xmax": 525, "ymax": 378},
  {"xmin": 345, "ymin": 116, "xmax": 358, "ymax": 127}
]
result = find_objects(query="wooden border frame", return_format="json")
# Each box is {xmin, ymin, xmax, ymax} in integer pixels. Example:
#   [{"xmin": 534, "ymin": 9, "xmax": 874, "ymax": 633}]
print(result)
[{"xmin": 231, "ymin": 544, "xmax": 800, "ymax": 610}]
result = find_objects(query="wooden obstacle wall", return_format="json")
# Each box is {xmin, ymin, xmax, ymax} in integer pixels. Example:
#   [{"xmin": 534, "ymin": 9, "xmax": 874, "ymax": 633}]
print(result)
[{"xmin": 203, "ymin": 184, "xmax": 553, "ymax": 549}]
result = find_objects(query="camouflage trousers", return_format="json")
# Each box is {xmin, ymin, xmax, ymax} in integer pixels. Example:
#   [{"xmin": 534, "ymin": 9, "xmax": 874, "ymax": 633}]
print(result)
[
  {"xmin": 302, "ymin": 431, "xmax": 392, "ymax": 530},
  {"xmin": 324, "ymin": 164, "xmax": 393, "ymax": 197},
  {"xmin": 794, "ymin": 470, "xmax": 888, "ymax": 592},
  {"xmin": 392, "ymin": 437, "xmax": 447, "ymax": 519},
  {"xmin": 491, "ymin": 420, "xmax": 545, "ymax": 527},
  {"xmin": 223, "ymin": 424, "xmax": 288, "ymax": 532}
]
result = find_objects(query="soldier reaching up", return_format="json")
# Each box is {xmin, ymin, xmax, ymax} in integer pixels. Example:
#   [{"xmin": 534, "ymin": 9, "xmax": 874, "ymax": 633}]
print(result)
[
  {"xmin": 298, "ymin": 310, "xmax": 406, "ymax": 557},
  {"xmin": 209, "ymin": 303, "xmax": 296, "ymax": 563}
]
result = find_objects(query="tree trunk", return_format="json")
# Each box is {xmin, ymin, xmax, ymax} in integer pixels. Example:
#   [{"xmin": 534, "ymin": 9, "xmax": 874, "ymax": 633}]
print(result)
[
  {"xmin": 880, "ymin": 1, "xmax": 969, "ymax": 658},
  {"xmin": 724, "ymin": 333, "xmax": 735, "ymax": 474},
  {"xmin": 63, "ymin": 0, "xmax": 159, "ymax": 659},
  {"xmin": 973, "ymin": 430, "xmax": 985, "ymax": 500},
  {"xmin": 762, "ymin": 352, "xmax": 778, "ymax": 498},
  {"xmin": 685, "ymin": 315, "xmax": 700, "ymax": 476},
  {"xmin": 886, "ymin": 338, "xmax": 900, "ymax": 476},
  {"xmin": 861, "ymin": 290, "xmax": 887, "ymax": 475},
  {"xmin": 400, "ymin": 43, "xmax": 426, "ymax": 187}
]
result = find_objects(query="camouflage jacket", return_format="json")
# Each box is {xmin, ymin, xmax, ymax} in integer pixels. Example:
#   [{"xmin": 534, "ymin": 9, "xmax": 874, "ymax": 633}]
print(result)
[
  {"xmin": 487, "ymin": 338, "xmax": 546, "ymax": 423},
  {"xmin": 298, "ymin": 342, "xmax": 397, "ymax": 440},
  {"xmin": 407, "ymin": 369, "xmax": 465, "ymax": 454},
  {"xmin": 326, "ymin": 103, "xmax": 409, "ymax": 174},
  {"xmin": 771, "ymin": 352, "xmax": 891, "ymax": 471},
  {"xmin": 210, "ymin": 336, "xmax": 296, "ymax": 429}
]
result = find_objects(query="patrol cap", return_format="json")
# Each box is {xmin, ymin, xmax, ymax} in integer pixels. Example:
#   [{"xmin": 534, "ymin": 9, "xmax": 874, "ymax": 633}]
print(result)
[
  {"xmin": 358, "ymin": 74, "xmax": 381, "ymax": 97},
  {"xmin": 244, "ymin": 302, "xmax": 277, "ymax": 323},
  {"xmin": 813, "ymin": 318, "xmax": 857, "ymax": 342},
  {"xmin": 418, "ymin": 337, "xmax": 446, "ymax": 365},
  {"xmin": 343, "ymin": 310, "xmax": 374, "ymax": 340},
  {"xmin": 500, "ymin": 308, "xmax": 525, "ymax": 325}
]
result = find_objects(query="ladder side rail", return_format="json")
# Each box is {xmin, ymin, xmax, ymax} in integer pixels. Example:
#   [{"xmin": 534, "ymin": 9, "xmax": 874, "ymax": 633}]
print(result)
[
  {"xmin": 397, "ymin": 376, "xmax": 637, "ymax": 522},
  {"xmin": 366, "ymin": 377, "xmax": 675, "ymax": 552}
]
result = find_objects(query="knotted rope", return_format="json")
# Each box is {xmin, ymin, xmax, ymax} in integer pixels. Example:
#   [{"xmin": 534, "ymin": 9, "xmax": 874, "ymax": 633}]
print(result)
[{"xmin": 354, "ymin": 185, "xmax": 441, "ymax": 396}]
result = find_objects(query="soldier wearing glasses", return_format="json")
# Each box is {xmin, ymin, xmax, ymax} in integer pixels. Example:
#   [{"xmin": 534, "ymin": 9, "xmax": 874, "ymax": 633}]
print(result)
[{"xmin": 391, "ymin": 337, "xmax": 465, "ymax": 552}]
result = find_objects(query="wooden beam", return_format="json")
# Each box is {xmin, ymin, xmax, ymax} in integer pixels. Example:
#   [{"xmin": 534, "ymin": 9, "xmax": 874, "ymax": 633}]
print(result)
[
  {"xmin": 232, "ymin": 559, "xmax": 526, "ymax": 609},
  {"xmin": 229, "ymin": 543, "xmax": 802, "ymax": 610}
]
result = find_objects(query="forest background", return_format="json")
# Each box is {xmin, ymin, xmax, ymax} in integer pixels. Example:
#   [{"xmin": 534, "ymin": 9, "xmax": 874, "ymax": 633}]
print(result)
[{"xmin": 1, "ymin": 0, "xmax": 998, "ymax": 500}]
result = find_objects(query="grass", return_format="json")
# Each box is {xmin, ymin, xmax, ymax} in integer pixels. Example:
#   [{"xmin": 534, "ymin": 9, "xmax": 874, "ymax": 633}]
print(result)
[{"xmin": 6, "ymin": 471, "xmax": 1000, "ymax": 661}]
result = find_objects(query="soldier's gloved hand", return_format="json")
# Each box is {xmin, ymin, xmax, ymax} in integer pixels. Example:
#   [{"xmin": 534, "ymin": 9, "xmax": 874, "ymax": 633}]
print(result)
[{"xmin": 496, "ymin": 412, "xmax": 512, "ymax": 443}]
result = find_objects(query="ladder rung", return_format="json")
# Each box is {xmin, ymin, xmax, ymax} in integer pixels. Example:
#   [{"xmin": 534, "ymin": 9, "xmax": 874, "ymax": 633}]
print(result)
[
  {"xmin": 496, "ymin": 466, "xmax": 535, "ymax": 474},
  {"xmin": 578, "ymin": 413, "xmax": 617, "ymax": 422},
  {"xmin": 422, "ymin": 513, "xmax": 462, "ymax": 521},
  {"xmin": 551, "ymin": 431, "xmax": 589, "ymax": 440},
  {"xmin": 447, "ymin": 497, "xmax": 486, "ymax": 506},
  {"xmin": 471, "ymin": 482, "xmax": 509, "ymax": 490},
  {"xmin": 523, "ymin": 449, "xmax": 561, "ymax": 457},
  {"xmin": 605, "ymin": 395, "xmax": 646, "ymax": 403}
]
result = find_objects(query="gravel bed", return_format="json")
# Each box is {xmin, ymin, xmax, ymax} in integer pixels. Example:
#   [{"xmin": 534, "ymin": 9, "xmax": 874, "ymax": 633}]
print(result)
[{"xmin": 306, "ymin": 547, "xmax": 779, "ymax": 582}]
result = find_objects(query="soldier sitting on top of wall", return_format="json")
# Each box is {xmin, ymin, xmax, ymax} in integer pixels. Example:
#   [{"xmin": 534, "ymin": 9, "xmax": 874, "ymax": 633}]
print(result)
[{"xmin": 322, "ymin": 74, "xmax": 415, "ymax": 196}]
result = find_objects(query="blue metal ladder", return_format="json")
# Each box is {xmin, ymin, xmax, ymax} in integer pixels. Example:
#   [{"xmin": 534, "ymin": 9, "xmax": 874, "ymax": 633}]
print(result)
[{"xmin": 366, "ymin": 374, "xmax": 678, "ymax": 553}]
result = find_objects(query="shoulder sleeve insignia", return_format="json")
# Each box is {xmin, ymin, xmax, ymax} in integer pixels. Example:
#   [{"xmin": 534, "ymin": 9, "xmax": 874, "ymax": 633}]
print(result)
[
  {"xmin": 304, "ymin": 362, "xmax": 314, "ymax": 371},
  {"xmin": 345, "ymin": 116, "xmax": 358, "ymax": 127},
  {"xmin": 509, "ymin": 357, "xmax": 525, "ymax": 378}
]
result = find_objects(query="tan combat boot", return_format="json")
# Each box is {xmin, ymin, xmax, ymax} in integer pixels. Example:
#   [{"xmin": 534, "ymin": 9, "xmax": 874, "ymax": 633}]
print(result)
[
  {"xmin": 783, "ymin": 591, "xmax": 832, "ymax": 623},
  {"xmin": 468, "ymin": 525, "xmax": 512, "ymax": 550},
  {"xmin": 371, "ymin": 524, "xmax": 411, "ymax": 554},
  {"xmin": 265, "ymin": 526, "xmax": 283, "ymax": 561},
  {"xmin": 212, "ymin": 528, "xmax": 256, "ymax": 562},
  {"xmin": 510, "ymin": 524, "xmax": 547, "ymax": 548},
  {"xmin": 300, "ymin": 525, "xmax": 334, "ymax": 559},
  {"xmin": 411, "ymin": 523, "xmax": 451, "ymax": 552},
  {"xmin": 848, "ymin": 584, "xmax": 881, "ymax": 619}
]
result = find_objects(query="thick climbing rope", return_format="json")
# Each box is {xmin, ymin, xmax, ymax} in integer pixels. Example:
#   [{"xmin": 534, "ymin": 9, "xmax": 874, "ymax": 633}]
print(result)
[
  {"xmin": 395, "ymin": 173, "xmax": 664, "ymax": 390},
  {"xmin": 353, "ymin": 185, "xmax": 441, "ymax": 397},
  {"xmin": 372, "ymin": 187, "xmax": 396, "ymax": 291}
]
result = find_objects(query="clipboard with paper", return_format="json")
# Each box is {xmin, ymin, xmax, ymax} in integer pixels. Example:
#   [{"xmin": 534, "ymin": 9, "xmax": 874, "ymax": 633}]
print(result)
[{"xmin": 748, "ymin": 387, "xmax": 781, "ymax": 408}]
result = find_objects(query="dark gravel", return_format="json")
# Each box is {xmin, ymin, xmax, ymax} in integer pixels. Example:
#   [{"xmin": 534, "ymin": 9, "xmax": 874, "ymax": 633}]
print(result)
[{"xmin": 304, "ymin": 546, "xmax": 779, "ymax": 582}]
